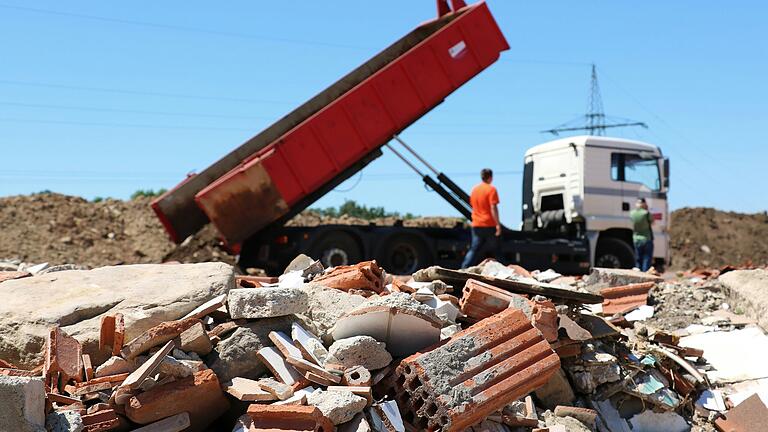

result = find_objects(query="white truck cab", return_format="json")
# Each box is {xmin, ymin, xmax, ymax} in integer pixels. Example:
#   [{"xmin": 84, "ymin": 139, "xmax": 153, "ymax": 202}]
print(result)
[{"xmin": 522, "ymin": 135, "xmax": 670, "ymax": 269}]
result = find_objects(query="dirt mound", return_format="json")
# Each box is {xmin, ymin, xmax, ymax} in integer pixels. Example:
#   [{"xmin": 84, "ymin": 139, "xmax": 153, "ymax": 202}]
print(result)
[
  {"xmin": 0, "ymin": 194, "xmax": 463, "ymax": 268},
  {"xmin": 0, "ymin": 193, "xmax": 234, "ymax": 267},
  {"xmin": 670, "ymin": 207, "xmax": 768, "ymax": 270}
]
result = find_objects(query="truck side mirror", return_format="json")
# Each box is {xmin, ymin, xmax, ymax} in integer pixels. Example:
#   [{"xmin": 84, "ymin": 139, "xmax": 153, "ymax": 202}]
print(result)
[{"xmin": 663, "ymin": 158, "xmax": 670, "ymax": 188}]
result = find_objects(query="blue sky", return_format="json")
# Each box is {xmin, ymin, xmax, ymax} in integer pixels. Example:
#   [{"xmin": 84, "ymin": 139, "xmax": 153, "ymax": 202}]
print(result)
[{"xmin": 1, "ymin": 1, "xmax": 765, "ymax": 227}]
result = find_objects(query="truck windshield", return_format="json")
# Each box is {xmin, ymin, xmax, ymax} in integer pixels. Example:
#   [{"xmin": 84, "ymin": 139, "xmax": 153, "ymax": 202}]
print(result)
[{"xmin": 611, "ymin": 153, "xmax": 661, "ymax": 191}]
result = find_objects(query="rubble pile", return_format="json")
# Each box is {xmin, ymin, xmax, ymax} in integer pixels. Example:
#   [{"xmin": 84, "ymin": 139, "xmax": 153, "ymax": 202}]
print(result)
[{"xmin": 1, "ymin": 258, "xmax": 768, "ymax": 431}]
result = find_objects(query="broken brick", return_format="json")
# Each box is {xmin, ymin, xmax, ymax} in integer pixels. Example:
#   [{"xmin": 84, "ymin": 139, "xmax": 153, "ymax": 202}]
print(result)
[
  {"xmin": 125, "ymin": 369, "xmax": 229, "ymax": 431},
  {"xmin": 600, "ymin": 282, "xmax": 655, "ymax": 315},
  {"xmin": 45, "ymin": 327, "xmax": 83, "ymax": 384},
  {"xmin": 173, "ymin": 321, "xmax": 212, "ymax": 356},
  {"xmin": 246, "ymin": 404, "xmax": 333, "ymax": 432},
  {"xmin": 120, "ymin": 317, "xmax": 200, "ymax": 359},
  {"xmin": 394, "ymin": 307, "xmax": 560, "ymax": 431},
  {"xmin": 311, "ymin": 260, "xmax": 385, "ymax": 293}
]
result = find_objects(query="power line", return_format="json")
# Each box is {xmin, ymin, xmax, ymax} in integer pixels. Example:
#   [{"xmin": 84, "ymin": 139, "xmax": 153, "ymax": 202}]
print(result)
[
  {"xmin": 0, "ymin": 117, "xmax": 255, "ymax": 131},
  {"xmin": 0, "ymin": 3, "xmax": 370, "ymax": 50},
  {"xmin": 542, "ymin": 64, "xmax": 647, "ymax": 136}
]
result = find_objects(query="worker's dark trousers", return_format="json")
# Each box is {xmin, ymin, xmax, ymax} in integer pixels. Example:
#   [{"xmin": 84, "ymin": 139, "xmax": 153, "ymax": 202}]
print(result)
[
  {"xmin": 461, "ymin": 227, "xmax": 501, "ymax": 268},
  {"xmin": 634, "ymin": 239, "xmax": 654, "ymax": 271}
]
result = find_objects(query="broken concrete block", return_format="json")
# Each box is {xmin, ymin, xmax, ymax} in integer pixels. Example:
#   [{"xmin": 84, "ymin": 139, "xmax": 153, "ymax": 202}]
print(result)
[
  {"xmin": 94, "ymin": 356, "xmax": 131, "ymax": 378},
  {"xmin": 325, "ymin": 336, "xmax": 392, "ymax": 370},
  {"xmin": 224, "ymin": 377, "xmax": 277, "ymax": 401},
  {"xmin": 272, "ymin": 386, "xmax": 316, "ymax": 406},
  {"xmin": 173, "ymin": 322, "xmax": 212, "ymax": 356},
  {"xmin": 209, "ymin": 317, "xmax": 292, "ymax": 382},
  {"xmin": 0, "ymin": 262, "xmax": 234, "ymax": 369},
  {"xmin": 297, "ymin": 284, "xmax": 367, "ymax": 343},
  {"xmin": 0, "ymin": 375, "xmax": 45, "ymax": 432},
  {"xmin": 718, "ymin": 268, "xmax": 768, "ymax": 331},
  {"xmin": 258, "ymin": 377, "xmax": 294, "ymax": 400},
  {"xmin": 343, "ymin": 365, "xmax": 372, "ymax": 387},
  {"xmin": 584, "ymin": 267, "xmax": 662, "ymax": 290},
  {"xmin": 311, "ymin": 261, "xmax": 385, "ymax": 293},
  {"xmin": 46, "ymin": 409, "xmax": 84, "ymax": 432},
  {"xmin": 256, "ymin": 347, "xmax": 304, "ymax": 387},
  {"xmin": 245, "ymin": 404, "xmax": 333, "ymax": 431},
  {"xmin": 331, "ymin": 292, "xmax": 441, "ymax": 358},
  {"xmin": 120, "ymin": 317, "xmax": 201, "ymax": 359},
  {"xmin": 327, "ymin": 386, "xmax": 372, "ymax": 406},
  {"xmin": 292, "ymin": 322, "xmax": 329, "ymax": 365},
  {"xmin": 125, "ymin": 369, "xmax": 229, "ymax": 431},
  {"xmin": 307, "ymin": 389, "xmax": 367, "ymax": 425},
  {"xmin": 394, "ymin": 307, "xmax": 560, "ymax": 431},
  {"xmin": 227, "ymin": 287, "xmax": 309, "ymax": 319},
  {"xmin": 45, "ymin": 327, "xmax": 84, "ymax": 383}
]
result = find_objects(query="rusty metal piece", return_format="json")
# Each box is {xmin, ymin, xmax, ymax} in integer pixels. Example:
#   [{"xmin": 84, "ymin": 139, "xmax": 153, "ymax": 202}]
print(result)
[
  {"xmin": 600, "ymin": 282, "xmax": 655, "ymax": 315},
  {"xmin": 394, "ymin": 307, "xmax": 560, "ymax": 431},
  {"xmin": 714, "ymin": 393, "xmax": 768, "ymax": 432}
]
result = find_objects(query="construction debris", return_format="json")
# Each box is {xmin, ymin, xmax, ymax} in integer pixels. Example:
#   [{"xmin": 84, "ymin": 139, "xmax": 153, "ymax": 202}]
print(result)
[{"xmin": 1, "ymin": 257, "xmax": 767, "ymax": 431}]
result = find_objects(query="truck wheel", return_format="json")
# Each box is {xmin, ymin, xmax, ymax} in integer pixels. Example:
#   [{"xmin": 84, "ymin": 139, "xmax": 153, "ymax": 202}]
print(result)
[
  {"xmin": 595, "ymin": 238, "xmax": 635, "ymax": 269},
  {"xmin": 380, "ymin": 236, "xmax": 431, "ymax": 275},
  {"xmin": 309, "ymin": 232, "xmax": 362, "ymax": 268}
]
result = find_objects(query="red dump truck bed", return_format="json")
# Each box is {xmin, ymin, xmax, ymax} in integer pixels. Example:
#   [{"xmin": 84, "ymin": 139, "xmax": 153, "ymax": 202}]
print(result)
[{"xmin": 152, "ymin": 1, "xmax": 509, "ymax": 245}]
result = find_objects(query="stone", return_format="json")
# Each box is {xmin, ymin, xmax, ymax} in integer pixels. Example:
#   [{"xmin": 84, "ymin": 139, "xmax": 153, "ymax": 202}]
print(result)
[
  {"xmin": 534, "ymin": 369, "xmax": 575, "ymax": 410},
  {"xmin": 292, "ymin": 322, "xmax": 329, "ymax": 365},
  {"xmin": 307, "ymin": 389, "xmax": 367, "ymax": 425},
  {"xmin": 46, "ymin": 410, "xmax": 84, "ymax": 432},
  {"xmin": 325, "ymin": 336, "xmax": 392, "ymax": 370},
  {"xmin": 0, "ymin": 375, "xmax": 45, "ymax": 432},
  {"xmin": 0, "ymin": 262, "xmax": 234, "ymax": 368},
  {"xmin": 125, "ymin": 369, "xmax": 229, "ymax": 431},
  {"xmin": 719, "ymin": 269, "xmax": 768, "ymax": 331},
  {"xmin": 157, "ymin": 356, "xmax": 195, "ymax": 378},
  {"xmin": 584, "ymin": 267, "xmax": 662, "ymax": 291},
  {"xmin": 208, "ymin": 317, "xmax": 292, "ymax": 382},
  {"xmin": 94, "ymin": 356, "xmax": 132, "ymax": 378},
  {"xmin": 296, "ymin": 285, "xmax": 367, "ymax": 343},
  {"xmin": 173, "ymin": 322, "xmax": 212, "ymax": 356},
  {"xmin": 227, "ymin": 287, "xmax": 309, "ymax": 319}
]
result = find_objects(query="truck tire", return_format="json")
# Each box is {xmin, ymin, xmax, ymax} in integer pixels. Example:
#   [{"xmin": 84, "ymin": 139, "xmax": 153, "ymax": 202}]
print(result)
[
  {"xmin": 595, "ymin": 238, "xmax": 635, "ymax": 269},
  {"xmin": 379, "ymin": 235, "xmax": 431, "ymax": 275},
  {"xmin": 309, "ymin": 231, "xmax": 362, "ymax": 268}
]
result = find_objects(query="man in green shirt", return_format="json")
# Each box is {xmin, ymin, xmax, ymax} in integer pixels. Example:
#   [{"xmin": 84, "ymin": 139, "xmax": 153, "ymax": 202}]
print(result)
[{"xmin": 630, "ymin": 198, "xmax": 654, "ymax": 271}]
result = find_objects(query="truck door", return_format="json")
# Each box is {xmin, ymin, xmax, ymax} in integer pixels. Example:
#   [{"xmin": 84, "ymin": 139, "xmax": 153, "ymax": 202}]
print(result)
[{"xmin": 614, "ymin": 153, "xmax": 667, "ymax": 262}]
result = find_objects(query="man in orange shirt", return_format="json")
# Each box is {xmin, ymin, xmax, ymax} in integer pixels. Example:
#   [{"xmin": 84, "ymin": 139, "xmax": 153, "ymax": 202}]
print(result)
[{"xmin": 461, "ymin": 168, "xmax": 502, "ymax": 268}]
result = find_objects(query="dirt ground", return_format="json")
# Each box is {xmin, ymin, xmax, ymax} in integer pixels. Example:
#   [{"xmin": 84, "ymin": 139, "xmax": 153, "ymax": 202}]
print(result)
[
  {"xmin": 2, "ymin": 193, "xmax": 766, "ymax": 272},
  {"xmin": 669, "ymin": 207, "xmax": 768, "ymax": 270}
]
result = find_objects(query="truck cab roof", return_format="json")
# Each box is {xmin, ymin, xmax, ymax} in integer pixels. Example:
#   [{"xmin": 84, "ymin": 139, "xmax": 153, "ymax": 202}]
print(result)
[{"xmin": 525, "ymin": 135, "xmax": 662, "ymax": 157}]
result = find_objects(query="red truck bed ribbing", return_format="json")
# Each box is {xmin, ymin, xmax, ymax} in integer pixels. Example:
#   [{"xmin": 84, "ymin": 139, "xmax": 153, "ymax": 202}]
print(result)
[{"xmin": 152, "ymin": 1, "xmax": 509, "ymax": 245}]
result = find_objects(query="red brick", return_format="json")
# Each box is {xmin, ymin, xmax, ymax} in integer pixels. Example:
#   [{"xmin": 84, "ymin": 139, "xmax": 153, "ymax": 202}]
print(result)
[
  {"xmin": 600, "ymin": 282, "xmax": 655, "ymax": 315},
  {"xmin": 99, "ymin": 315, "xmax": 116, "ymax": 352},
  {"xmin": 311, "ymin": 261, "xmax": 384, "ymax": 293},
  {"xmin": 125, "ymin": 369, "xmax": 229, "ymax": 431},
  {"xmin": 120, "ymin": 317, "xmax": 200, "ymax": 359},
  {"xmin": 395, "ymin": 307, "xmax": 560, "ymax": 432},
  {"xmin": 45, "ymin": 327, "xmax": 83, "ymax": 384},
  {"xmin": 246, "ymin": 404, "xmax": 333, "ymax": 432},
  {"xmin": 0, "ymin": 358, "xmax": 17, "ymax": 368}
]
